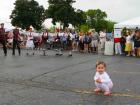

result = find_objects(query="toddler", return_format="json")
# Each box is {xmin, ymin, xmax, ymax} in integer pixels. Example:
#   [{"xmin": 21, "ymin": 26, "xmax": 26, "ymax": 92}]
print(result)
[{"xmin": 94, "ymin": 61, "xmax": 113, "ymax": 96}]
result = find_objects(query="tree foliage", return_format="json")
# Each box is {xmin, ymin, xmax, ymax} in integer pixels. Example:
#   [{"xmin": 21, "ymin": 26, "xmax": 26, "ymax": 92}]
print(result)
[
  {"xmin": 10, "ymin": 0, "xmax": 115, "ymax": 32},
  {"xmin": 10, "ymin": 0, "xmax": 45, "ymax": 30},
  {"xmin": 46, "ymin": 0, "xmax": 86, "ymax": 29},
  {"xmin": 106, "ymin": 21, "xmax": 116, "ymax": 33},
  {"xmin": 72, "ymin": 9, "xmax": 86, "ymax": 27},
  {"xmin": 80, "ymin": 24, "xmax": 89, "ymax": 33},
  {"xmin": 86, "ymin": 9, "xmax": 108, "ymax": 32}
]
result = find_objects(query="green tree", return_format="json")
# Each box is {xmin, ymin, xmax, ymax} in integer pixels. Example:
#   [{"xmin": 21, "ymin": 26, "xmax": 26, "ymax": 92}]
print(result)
[
  {"xmin": 80, "ymin": 24, "xmax": 89, "ymax": 33},
  {"xmin": 106, "ymin": 21, "xmax": 116, "ymax": 32},
  {"xmin": 48, "ymin": 26, "xmax": 55, "ymax": 33},
  {"xmin": 46, "ymin": 0, "xmax": 85, "ymax": 29},
  {"xmin": 86, "ymin": 9, "xmax": 107, "ymax": 32},
  {"xmin": 10, "ymin": 0, "xmax": 45, "ymax": 30},
  {"xmin": 72, "ymin": 9, "xmax": 86, "ymax": 28}
]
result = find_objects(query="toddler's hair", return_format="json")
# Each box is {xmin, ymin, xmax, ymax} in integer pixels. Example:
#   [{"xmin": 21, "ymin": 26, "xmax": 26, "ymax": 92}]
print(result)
[{"xmin": 96, "ymin": 61, "xmax": 106, "ymax": 68}]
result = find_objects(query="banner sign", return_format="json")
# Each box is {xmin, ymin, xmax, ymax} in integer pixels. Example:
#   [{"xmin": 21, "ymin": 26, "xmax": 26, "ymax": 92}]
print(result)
[{"xmin": 114, "ymin": 29, "xmax": 122, "ymax": 38}]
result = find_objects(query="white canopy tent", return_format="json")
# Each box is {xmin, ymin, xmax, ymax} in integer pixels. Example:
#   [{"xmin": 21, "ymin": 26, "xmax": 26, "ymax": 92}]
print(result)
[{"xmin": 114, "ymin": 17, "xmax": 140, "ymax": 29}]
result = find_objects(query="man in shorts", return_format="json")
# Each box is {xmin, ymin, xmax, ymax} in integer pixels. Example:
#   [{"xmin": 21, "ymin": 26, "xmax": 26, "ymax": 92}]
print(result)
[{"xmin": 91, "ymin": 29, "xmax": 99, "ymax": 53}]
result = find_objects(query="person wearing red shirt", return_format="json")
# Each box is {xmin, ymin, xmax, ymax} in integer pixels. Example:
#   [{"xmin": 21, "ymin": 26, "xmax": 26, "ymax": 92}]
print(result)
[
  {"xmin": 114, "ymin": 37, "xmax": 122, "ymax": 55},
  {"xmin": 12, "ymin": 26, "xmax": 21, "ymax": 56},
  {"xmin": 0, "ymin": 23, "xmax": 7, "ymax": 56}
]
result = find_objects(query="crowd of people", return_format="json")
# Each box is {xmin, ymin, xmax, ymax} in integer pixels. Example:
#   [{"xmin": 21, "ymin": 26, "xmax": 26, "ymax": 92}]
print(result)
[
  {"xmin": 115, "ymin": 29, "xmax": 140, "ymax": 57},
  {"xmin": 1, "ymin": 22, "xmax": 140, "ymax": 57},
  {"xmin": 0, "ymin": 23, "xmax": 108, "ymax": 56}
]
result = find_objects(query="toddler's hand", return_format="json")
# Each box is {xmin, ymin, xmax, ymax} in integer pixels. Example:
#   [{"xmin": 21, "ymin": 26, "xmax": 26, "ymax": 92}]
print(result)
[{"xmin": 96, "ymin": 78, "xmax": 102, "ymax": 83}]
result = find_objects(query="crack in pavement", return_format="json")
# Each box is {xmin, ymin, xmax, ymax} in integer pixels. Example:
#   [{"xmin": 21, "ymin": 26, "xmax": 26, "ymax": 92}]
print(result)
[
  {"xmin": 39, "ymin": 58, "xmax": 123, "ymax": 87},
  {"xmin": 29, "ymin": 55, "xmax": 107, "ymax": 81},
  {"xmin": 0, "ymin": 77, "xmax": 140, "ymax": 101}
]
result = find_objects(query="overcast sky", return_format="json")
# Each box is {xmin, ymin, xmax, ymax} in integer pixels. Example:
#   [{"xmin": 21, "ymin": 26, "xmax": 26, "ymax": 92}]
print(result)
[{"xmin": 0, "ymin": 0, "xmax": 140, "ymax": 24}]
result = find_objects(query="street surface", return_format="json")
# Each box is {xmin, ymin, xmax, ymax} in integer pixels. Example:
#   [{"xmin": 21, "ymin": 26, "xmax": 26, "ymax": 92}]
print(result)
[{"xmin": 0, "ymin": 49, "xmax": 140, "ymax": 105}]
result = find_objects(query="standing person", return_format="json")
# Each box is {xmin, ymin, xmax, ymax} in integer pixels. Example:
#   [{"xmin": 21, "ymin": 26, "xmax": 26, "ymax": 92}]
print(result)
[
  {"xmin": 94, "ymin": 61, "xmax": 113, "ymax": 96},
  {"xmin": 55, "ymin": 33, "xmax": 63, "ymax": 56},
  {"xmin": 0, "ymin": 23, "xmax": 7, "ymax": 56},
  {"xmin": 83, "ymin": 32, "xmax": 88, "ymax": 53},
  {"xmin": 26, "ymin": 28, "xmax": 35, "ymax": 55},
  {"xmin": 87, "ymin": 32, "xmax": 92, "ymax": 53},
  {"xmin": 91, "ymin": 29, "xmax": 99, "ymax": 53},
  {"xmin": 72, "ymin": 31, "xmax": 78, "ymax": 52},
  {"xmin": 125, "ymin": 32, "xmax": 133, "ymax": 56},
  {"xmin": 60, "ymin": 31, "xmax": 67, "ymax": 50},
  {"xmin": 79, "ymin": 32, "xmax": 84, "ymax": 53},
  {"xmin": 12, "ymin": 26, "xmax": 21, "ymax": 56},
  {"xmin": 99, "ymin": 30, "xmax": 106, "ymax": 52},
  {"xmin": 131, "ymin": 31, "xmax": 136, "ymax": 56},
  {"xmin": 120, "ymin": 35, "xmax": 126, "ymax": 55},
  {"xmin": 114, "ymin": 37, "xmax": 122, "ymax": 55},
  {"xmin": 134, "ymin": 29, "xmax": 140, "ymax": 57},
  {"xmin": 74, "ymin": 32, "xmax": 79, "ymax": 51},
  {"xmin": 33, "ymin": 36, "xmax": 39, "ymax": 50},
  {"xmin": 41, "ymin": 29, "xmax": 49, "ymax": 55},
  {"xmin": 41, "ymin": 29, "xmax": 49, "ymax": 49},
  {"xmin": 83, "ymin": 32, "xmax": 91, "ymax": 53},
  {"xmin": 67, "ymin": 32, "xmax": 73, "ymax": 56}
]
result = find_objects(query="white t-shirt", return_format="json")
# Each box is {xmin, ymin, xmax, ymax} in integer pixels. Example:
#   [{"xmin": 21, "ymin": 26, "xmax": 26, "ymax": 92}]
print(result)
[
  {"xmin": 126, "ymin": 35, "xmax": 132, "ymax": 43},
  {"xmin": 59, "ymin": 32, "xmax": 64, "ymax": 37},
  {"xmin": 94, "ymin": 72, "xmax": 112, "ymax": 84},
  {"xmin": 27, "ymin": 32, "xmax": 33, "ymax": 40},
  {"xmin": 79, "ymin": 36, "xmax": 83, "ymax": 41},
  {"xmin": 43, "ymin": 32, "xmax": 48, "ymax": 37},
  {"xmin": 66, "ymin": 33, "xmax": 73, "ymax": 40},
  {"xmin": 100, "ymin": 32, "xmax": 106, "ymax": 38}
]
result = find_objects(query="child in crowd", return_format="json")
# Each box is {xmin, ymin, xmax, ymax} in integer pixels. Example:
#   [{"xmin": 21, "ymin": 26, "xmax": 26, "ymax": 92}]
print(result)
[{"xmin": 94, "ymin": 61, "xmax": 113, "ymax": 96}]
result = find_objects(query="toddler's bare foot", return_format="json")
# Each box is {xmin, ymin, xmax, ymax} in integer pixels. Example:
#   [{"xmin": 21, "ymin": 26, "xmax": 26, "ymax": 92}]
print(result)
[
  {"xmin": 104, "ymin": 91, "xmax": 111, "ymax": 96},
  {"xmin": 94, "ymin": 88, "xmax": 102, "ymax": 94}
]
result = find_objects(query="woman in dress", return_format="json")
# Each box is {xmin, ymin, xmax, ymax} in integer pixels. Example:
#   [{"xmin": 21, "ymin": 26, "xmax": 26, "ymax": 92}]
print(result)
[
  {"xmin": 125, "ymin": 31, "xmax": 133, "ymax": 56},
  {"xmin": 26, "ymin": 28, "xmax": 35, "ymax": 55}
]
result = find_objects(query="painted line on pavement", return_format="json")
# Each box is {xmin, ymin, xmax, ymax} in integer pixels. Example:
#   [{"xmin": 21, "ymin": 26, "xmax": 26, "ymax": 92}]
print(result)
[{"xmin": 71, "ymin": 88, "xmax": 140, "ymax": 100}]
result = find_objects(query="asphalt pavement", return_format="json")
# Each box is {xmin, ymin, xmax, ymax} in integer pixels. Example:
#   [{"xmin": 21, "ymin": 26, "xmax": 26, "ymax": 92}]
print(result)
[{"xmin": 0, "ymin": 49, "xmax": 140, "ymax": 105}]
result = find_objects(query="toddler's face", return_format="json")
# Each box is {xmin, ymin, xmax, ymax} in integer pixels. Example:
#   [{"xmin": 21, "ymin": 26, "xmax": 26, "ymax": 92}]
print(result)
[{"xmin": 96, "ymin": 64, "xmax": 105, "ymax": 74}]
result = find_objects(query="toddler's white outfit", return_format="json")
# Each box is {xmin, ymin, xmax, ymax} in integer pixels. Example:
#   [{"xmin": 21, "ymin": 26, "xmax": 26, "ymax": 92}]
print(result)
[{"xmin": 94, "ymin": 72, "xmax": 113, "ymax": 92}]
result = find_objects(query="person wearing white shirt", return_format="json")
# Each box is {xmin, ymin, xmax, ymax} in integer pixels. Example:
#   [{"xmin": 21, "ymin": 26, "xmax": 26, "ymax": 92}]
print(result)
[
  {"xmin": 94, "ymin": 61, "xmax": 113, "ymax": 96},
  {"xmin": 26, "ymin": 28, "xmax": 35, "ymax": 55},
  {"xmin": 99, "ymin": 30, "xmax": 106, "ymax": 51},
  {"xmin": 125, "ymin": 32, "xmax": 133, "ymax": 56},
  {"xmin": 67, "ymin": 32, "xmax": 73, "ymax": 56},
  {"xmin": 60, "ymin": 31, "xmax": 67, "ymax": 50}
]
